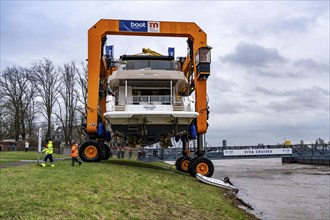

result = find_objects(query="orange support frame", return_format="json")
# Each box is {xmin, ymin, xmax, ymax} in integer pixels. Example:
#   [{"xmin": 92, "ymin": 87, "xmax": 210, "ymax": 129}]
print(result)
[{"xmin": 87, "ymin": 19, "xmax": 210, "ymax": 134}]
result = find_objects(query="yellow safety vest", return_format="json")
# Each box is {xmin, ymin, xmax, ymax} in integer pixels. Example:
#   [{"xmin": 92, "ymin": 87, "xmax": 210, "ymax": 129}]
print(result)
[{"xmin": 42, "ymin": 141, "xmax": 53, "ymax": 154}]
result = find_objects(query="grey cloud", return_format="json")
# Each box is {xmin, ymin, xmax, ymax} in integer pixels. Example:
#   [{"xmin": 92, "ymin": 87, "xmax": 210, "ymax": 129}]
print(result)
[
  {"xmin": 256, "ymin": 86, "xmax": 329, "ymax": 111},
  {"xmin": 294, "ymin": 59, "xmax": 329, "ymax": 73},
  {"xmin": 238, "ymin": 4, "xmax": 325, "ymax": 37},
  {"xmin": 269, "ymin": 1, "xmax": 329, "ymax": 34},
  {"xmin": 208, "ymin": 78, "xmax": 246, "ymax": 114},
  {"xmin": 259, "ymin": 16, "xmax": 316, "ymax": 36},
  {"xmin": 221, "ymin": 47, "xmax": 327, "ymax": 79},
  {"xmin": 256, "ymin": 86, "xmax": 328, "ymax": 97},
  {"xmin": 210, "ymin": 98, "xmax": 246, "ymax": 115},
  {"xmin": 221, "ymin": 42, "xmax": 287, "ymax": 67},
  {"xmin": 208, "ymin": 76, "xmax": 238, "ymax": 93},
  {"xmin": 253, "ymin": 69, "xmax": 306, "ymax": 79},
  {"xmin": 274, "ymin": 17, "xmax": 313, "ymax": 32},
  {"xmin": 239, "ymin": 16, "xmax": 312, "ymax": 36},
  {"xmin": 207, "ymin": 119, "xmax": 329, "ymax": 146},
  {"xmin": 288, "ymin": 88, "xmax": 329, "ymax": 109}
]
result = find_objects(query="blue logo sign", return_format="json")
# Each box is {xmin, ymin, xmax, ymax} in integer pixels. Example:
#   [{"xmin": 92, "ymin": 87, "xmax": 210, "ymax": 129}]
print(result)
[
  {"xmin": 119, "ymin": 20, "xmax": 148, "ymax": 32},
  {"xmin": 168, "ymin": 47, "xmax": 175, "ymax": 57},
  {"xmin": 105, "ymin": 45, "xmax": 113, "ymax": 58}
]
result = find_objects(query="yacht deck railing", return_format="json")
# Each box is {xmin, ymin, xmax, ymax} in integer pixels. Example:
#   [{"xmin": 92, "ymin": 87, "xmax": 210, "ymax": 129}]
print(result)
[{"xmin": 126, "ymin": 95, "xmax": 182, "ymax": 105}]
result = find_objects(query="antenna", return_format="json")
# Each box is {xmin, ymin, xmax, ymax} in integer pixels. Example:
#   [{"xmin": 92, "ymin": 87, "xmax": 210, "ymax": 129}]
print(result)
[
  {"xmin": 118, "ymin": 44, "xmax": 131, "ymax": 64},
  {"xmin": 123, "ymin": 44, "xmax": 131, "ymax": 56}
]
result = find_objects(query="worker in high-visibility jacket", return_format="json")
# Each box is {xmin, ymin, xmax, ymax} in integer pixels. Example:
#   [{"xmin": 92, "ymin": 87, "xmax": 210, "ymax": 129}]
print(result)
[
  {"xmin": 41, "ymin": 139, "xmax": 54, "ymax": 167},
  {"xmin": 71, "ymin": 141, "xmax": 82, "ymax": 166}
]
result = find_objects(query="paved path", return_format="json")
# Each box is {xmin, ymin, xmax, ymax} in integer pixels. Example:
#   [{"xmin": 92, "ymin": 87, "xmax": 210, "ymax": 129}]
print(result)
[
  {"xmin": 0, "ymin": 158, "xmax": 69, "ymax": 169},
  {"xmin": 0, "ymin": 160, "xmax": 36, "ymax": 168}
]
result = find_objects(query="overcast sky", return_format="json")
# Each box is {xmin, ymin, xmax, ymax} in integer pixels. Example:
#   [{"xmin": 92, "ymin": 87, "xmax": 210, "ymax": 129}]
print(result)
[{"xmin": 1, "ymin": 1, "xmax": 329, "ymax": 146}]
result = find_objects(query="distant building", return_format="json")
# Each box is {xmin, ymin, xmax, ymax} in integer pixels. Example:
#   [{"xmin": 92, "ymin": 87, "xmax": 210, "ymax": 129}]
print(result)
[
  {"xmin": 50, "ymin": 125, "xmax": 82, "ymax": 144},
  {"xmin": 51, "ymin": 126, "xmax": 64, "ymax": 143}
]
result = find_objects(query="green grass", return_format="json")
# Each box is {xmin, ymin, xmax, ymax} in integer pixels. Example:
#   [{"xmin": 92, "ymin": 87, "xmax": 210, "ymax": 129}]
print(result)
[
  {"xmin": 0, "ymin": 151, "xmax": 69, "ymax": 164},
  {"xmin": 0, "ymin": 153, "xmax": 257, "ymax": 220}
]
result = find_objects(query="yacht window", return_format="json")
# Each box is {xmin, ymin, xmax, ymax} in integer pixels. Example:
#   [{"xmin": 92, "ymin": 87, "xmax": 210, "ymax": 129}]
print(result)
[{"xmin": 125, "ymin": 60, "xmax": 174, "ymax": 70}]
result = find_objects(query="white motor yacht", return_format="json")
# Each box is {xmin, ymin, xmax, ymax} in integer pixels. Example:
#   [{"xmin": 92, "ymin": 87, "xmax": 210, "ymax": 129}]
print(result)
[{"xmin": 104, "ymin": 55, "xmax": 198, "ymax": 147}]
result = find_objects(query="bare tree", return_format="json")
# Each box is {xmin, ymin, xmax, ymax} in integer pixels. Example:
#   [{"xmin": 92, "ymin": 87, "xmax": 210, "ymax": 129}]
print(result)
[
  {"xmin": 0, "ymin": 66, "xmax": 37, "ymax": 140},
  {"xmin": 21, "ymin": 69, "xmax": 38, "ymax": 139},
  {"xmin": 0, "ymin": 95, "xmax": 11, "ymax": 139},
  {"xmin": 0, "ymin": 59, "xmax": 87, "ymax": 143},
  {"xmin": 76, "ymin": 61, "xmax": 88, "ymax": 120},
  {"xmin": 74, "ymin": 61, "xmax": 89, "ymax": 142},
  {"xmin": 25, "ymin": 100, "xmax": 38, "ymax": 138},
  {"xmin": 54, "ymin": 62, "xmax": 79, "ymax": 147},
  {"xmin": 0, "ymin": 67, "xmax": 21, "ymax": 140},
  {"xmin": 32, "ymin": 58, "xmax": 61, "ymax": 140}
]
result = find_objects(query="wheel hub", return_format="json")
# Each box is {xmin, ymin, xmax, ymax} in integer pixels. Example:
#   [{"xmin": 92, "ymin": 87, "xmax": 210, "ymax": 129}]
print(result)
[
  {"xmin": 181, "ymin": 159, "xmax": 189, "ymax": 171},
  {"xmin": 196, "ymin": 162, "xmax": 209, "ymax": 175},
  {"xmin": 85, "ymin": 146, "xmax": 97, "ymax": 158}
]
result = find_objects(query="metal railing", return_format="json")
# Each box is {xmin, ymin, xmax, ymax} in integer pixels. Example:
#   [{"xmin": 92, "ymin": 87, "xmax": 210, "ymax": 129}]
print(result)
[
  {"xmin": 137, "ymin": 144, "xmax": 330, "ymax": 163},
  {"xmin": 126, "ymin": 95, "xmax": 182, "ymax": 105}
]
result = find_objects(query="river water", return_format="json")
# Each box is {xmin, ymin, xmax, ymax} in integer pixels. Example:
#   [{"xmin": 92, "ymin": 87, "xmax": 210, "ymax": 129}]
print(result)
[{"xmin": 212, "ymin": 158, "xmax": 330, "ymax": 220}]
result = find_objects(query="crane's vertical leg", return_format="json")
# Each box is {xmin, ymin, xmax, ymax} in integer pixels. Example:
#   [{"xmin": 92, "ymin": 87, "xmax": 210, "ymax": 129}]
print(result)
[
  {"xmin": 196, "ymin": 134, "xmax": 205, "ymax": 156},
  {"xmin": 188, "ymin": 134, "xmax": 214, "ymax": 177}
]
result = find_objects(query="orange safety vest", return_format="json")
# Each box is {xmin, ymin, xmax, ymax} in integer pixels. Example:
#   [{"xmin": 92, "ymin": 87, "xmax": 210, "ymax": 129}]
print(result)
[{"xmin": 71, "ymin": 144, "xmax": 79, "ymax": 157}]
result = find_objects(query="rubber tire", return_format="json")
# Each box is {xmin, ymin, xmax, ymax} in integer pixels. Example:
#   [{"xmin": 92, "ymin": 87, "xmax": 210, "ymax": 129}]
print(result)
[
  {"xmin": 79, "ymin": 140, "xmax": 103, "ymax": 162},
  {"xmin": 101, "ymin": 143, "xmax": 111, "ymax": 160},
  {"xmin": 188, "ymin": 157, "xmax": 199, "ymax": 176},
  {"xmin": 178, "ymin": 156, "xmax": 191, "ymax": 173},
  {"xmin": 189, "ymin": 157, "xmax": 214, "ymax": 177},
  {"xmin": 175, "ymin": 156, "xmax": 185, "ymax": 171},
  {"xmin": 175, "ymin": 156, "xmax": 191, "ymax": 173}
]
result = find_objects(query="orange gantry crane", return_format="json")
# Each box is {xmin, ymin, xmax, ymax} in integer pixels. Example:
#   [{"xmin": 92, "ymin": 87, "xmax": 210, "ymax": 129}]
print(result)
[{"xmin": 80, "ymin": 19, "xmax": 213, "ymax": 177}]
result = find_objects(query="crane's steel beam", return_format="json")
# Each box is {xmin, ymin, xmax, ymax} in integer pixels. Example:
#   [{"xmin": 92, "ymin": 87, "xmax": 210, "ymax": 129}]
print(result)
[{"xmin": 87, "ymin": 19, "xmax": 210, "ymax": 135}]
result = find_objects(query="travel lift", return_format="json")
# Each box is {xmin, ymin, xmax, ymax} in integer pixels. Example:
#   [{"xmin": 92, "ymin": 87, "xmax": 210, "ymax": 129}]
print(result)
[{"xmin": 80, "ymin": 19, "xmax": 214, "ymax": 177}]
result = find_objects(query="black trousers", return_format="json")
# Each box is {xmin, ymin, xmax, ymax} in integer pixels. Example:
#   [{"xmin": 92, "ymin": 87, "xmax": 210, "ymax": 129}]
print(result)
[
  {"xmin": 71, "ymin": 157, "xmax": 81, "ymax": 165},
  {"xmin": 43, "ymin": 154, "xmax": 54, "ymax": 164}
]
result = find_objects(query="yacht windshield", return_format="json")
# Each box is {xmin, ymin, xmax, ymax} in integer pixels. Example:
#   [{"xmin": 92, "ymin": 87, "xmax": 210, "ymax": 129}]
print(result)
[{"xmin": 124, "ymin": 60, "xmax": 175, "ymax": 70}]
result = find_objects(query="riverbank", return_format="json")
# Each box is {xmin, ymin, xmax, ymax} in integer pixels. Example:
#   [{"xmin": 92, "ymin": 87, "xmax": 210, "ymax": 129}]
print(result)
[
  {"xmin": 211, "ymin": 158, "xmax": 330, "ymax": 220},
  {"xmin": 0, "ymin": 157, "xmax": 257, "ymax": 220}
]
